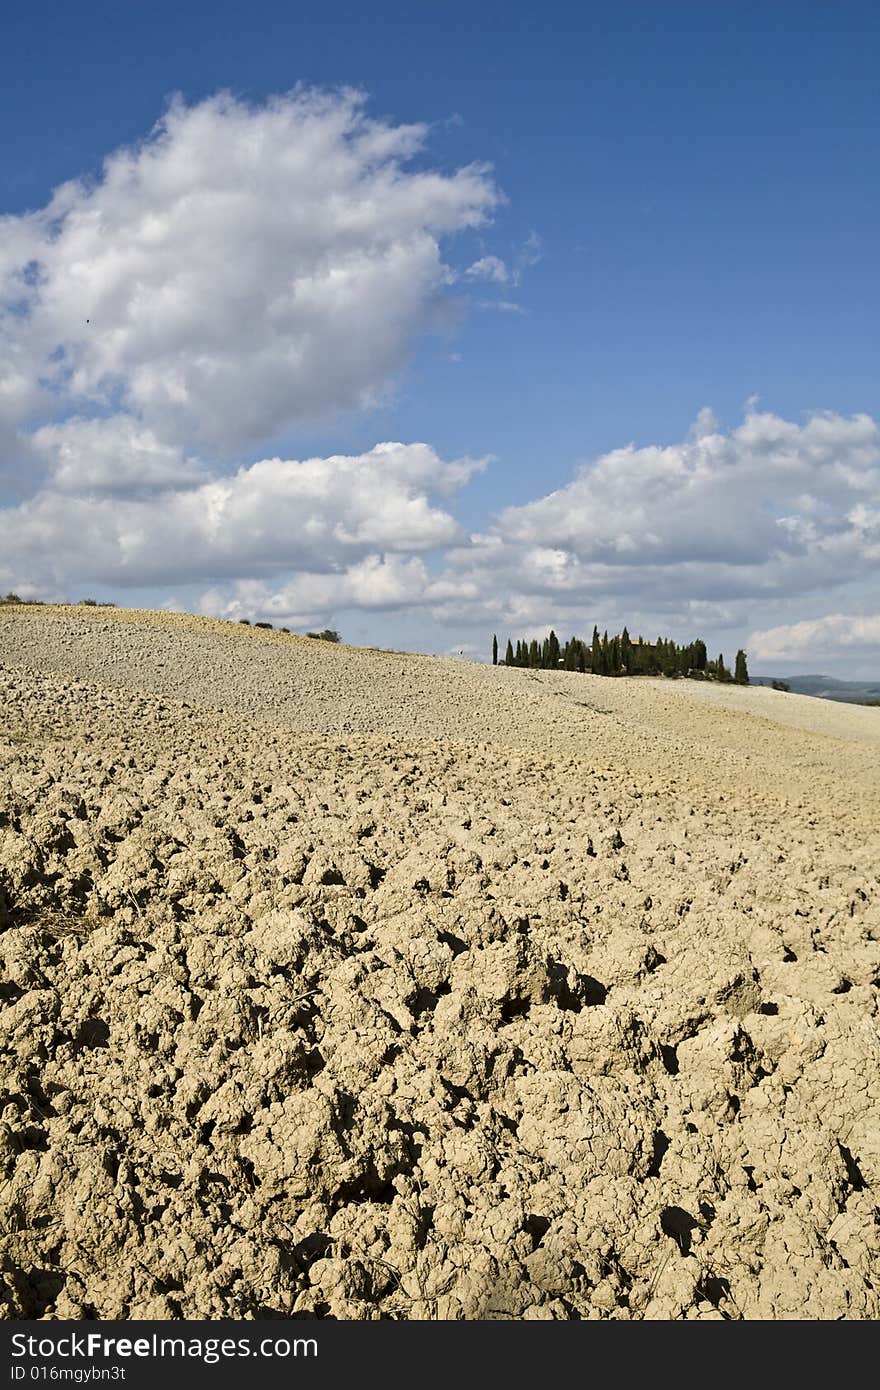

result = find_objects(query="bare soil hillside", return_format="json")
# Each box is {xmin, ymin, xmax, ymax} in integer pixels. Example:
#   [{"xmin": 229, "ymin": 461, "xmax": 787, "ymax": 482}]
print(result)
[{"xmin": 1, "ymin": 606, "xmax": 877, "ymax": 1319}]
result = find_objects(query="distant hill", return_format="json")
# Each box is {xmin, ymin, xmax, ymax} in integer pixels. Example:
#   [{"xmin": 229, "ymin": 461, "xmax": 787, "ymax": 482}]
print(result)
[{"xmin": 751, "ymin": 673, "xmax": 880, "ymax": 705}]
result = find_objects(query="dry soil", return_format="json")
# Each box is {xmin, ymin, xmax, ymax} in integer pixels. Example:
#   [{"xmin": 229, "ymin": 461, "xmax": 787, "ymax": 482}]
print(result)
[{"xmin": 0, "ymin": 605, "xmax": 878, "ymax": 1320}]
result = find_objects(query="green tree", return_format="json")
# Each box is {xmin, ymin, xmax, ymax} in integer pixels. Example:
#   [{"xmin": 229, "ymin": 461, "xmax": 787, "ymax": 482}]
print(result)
[
  {"xmin": 505, "ymin": 639, "xmax": 514, "ymax": 666},
  {"xmin": 492, "ymin": 634, "xmax": 498, "ymax": 665},
  {"xmin": 734, "ymin": 649, "xmax": 749, "ymax": 684},
  {"xmin": 591, "ymin": 625, "xmax": 601, "ymax": 673}
]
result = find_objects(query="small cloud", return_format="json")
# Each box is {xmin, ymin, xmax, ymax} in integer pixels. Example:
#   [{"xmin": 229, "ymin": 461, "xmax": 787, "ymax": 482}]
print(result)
[
  {"xmin": 690, "ymin": 406, "xmax": 719, "ymax": 439},
  {"xmin": 465, "ymin": 254, "xmax": 509, "ymax": 284},
  {"xmin": 514, "ymin": 230, "xmax": 542, "ymax": 282},
  {"xmin": 465, "ymin": 233, "xmax": 542, "ymax": 297}
]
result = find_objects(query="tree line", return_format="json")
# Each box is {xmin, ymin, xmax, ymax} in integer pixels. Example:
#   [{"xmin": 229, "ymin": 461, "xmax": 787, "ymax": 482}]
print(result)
[{"xmin": 491, "ymin": 627, "xmax": 748, "ymax": 683}]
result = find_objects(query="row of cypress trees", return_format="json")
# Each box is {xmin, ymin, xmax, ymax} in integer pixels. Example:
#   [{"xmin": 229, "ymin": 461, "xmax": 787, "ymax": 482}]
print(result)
[{"xmin": 491, "ymin": 627, "xmax": 749, "ymax": 683}]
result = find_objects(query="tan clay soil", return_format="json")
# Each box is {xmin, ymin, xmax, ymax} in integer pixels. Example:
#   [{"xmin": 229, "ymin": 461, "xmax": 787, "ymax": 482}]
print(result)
[{"xmin": 1, "ymin": 605, "xmax": 878, "ymax": 1320}]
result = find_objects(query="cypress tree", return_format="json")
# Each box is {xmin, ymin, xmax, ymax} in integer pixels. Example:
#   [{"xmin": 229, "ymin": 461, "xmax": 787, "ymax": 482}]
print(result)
[
  {"xmin": 505, "ymin": 639, "xmax": 514, "ymax": 666},
  {"xmin": 492, "ymin": 634, "xmax": 498, "ymax": 666},
  {"xmin": 548, "ymin": 629, "xmax": 560, "ymax": 667},
  {"xmin": 530, "ymin": 638, "xmax": 540, "ymax": 668},
  {"xmin": 591, "ymin": 625, "xmax": 601, "ymax": 673},
  {"xmin": 734, "ymin": 649, "xmax": 749, "ymax": 685},
  {"xmin": 601, "ymin": 630, "xmax": 610, "ymax": 676}
]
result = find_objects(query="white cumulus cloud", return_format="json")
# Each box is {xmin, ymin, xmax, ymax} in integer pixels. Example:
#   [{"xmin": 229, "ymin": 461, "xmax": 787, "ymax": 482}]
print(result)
[
  {"xmin": 0, "ymin": 442, "xmax": 487, "ymax": 591},
  {"xmin": 0, "ymin": 88, "xmax": 499, "ymax": 454},
  {"xmin": 427, "ymin": 407, "xmax": 880, "ymax": 636},
  {"xmin": 749, "ymin": 613, "xmax": 880, "ymax": 662}
]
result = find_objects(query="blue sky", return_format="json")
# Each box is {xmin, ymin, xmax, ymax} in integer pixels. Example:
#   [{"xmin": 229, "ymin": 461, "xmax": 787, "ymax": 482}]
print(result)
[{"xmin": 2, "ymin": 1, "xmax": 879, "ymax": 672}]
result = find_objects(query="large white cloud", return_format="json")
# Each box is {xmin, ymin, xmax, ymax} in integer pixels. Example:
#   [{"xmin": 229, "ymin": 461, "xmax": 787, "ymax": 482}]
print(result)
[
  {"xmin": 427, "ymin": 408, "xmax": 880, "ymax": 636},
  {"xmin": 0, "ymin": 88, "xmax": 499, "ymax": 454},
  {"xmin": 0, "ymin": 442, "xmax": 484, "ymax": 590},
  {"xmin": 750, "ymin": 613, "xmax": 880, "ymax": 662},
  {"xmin": 491, "ymin": 409, "xmax": 879, "ymax": 565}
]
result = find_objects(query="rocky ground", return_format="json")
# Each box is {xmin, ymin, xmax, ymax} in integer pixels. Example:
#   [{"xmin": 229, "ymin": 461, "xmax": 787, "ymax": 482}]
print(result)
[{"xmin": 0, "ymin": 605, "xmax": 878, "ymax": 1320}]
